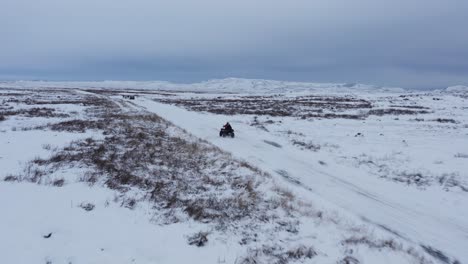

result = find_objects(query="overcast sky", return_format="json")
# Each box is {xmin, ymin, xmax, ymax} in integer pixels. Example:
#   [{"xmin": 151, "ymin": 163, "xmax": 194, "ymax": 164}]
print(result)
[{"xmin": 1, "ymin": 0, "xmax": 467, "ymax": 88}]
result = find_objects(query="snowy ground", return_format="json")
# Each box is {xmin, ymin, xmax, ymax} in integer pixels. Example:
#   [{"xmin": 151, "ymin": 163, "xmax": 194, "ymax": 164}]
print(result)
[{"xmin": 1, "ymin": 80, "xmax": 467, "ymax": 263}]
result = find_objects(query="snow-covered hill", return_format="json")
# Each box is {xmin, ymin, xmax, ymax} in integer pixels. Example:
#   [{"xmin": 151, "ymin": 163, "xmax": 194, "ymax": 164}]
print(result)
[
  {"xmin": 0, "ymin": 78, "xmax": 406, "ymax": 93},
  {"xmin": 446, "ymin": 85, "xmax": 468, "ymax": 92}
]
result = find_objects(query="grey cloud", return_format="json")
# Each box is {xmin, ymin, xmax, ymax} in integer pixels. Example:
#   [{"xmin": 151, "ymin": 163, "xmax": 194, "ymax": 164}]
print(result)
[{"xmin": 1, "ymin": 0, "xmax": 467, "ymax": 88}]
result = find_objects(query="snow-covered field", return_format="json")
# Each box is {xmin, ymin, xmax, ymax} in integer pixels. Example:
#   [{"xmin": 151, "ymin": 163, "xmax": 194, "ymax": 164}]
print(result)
[{"xmin": 1, "ymin": 79, "xmax": 467, "ymax": 263}]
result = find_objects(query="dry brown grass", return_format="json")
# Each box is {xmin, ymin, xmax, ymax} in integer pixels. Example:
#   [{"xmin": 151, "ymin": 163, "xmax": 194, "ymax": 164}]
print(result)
[
  {"xmin": 155, "ymin": 95, "xmax": 372, "ymax": 119},
  {"xmin": 21, "ymin": 99, "xmax": 268, "ymax": 224}
]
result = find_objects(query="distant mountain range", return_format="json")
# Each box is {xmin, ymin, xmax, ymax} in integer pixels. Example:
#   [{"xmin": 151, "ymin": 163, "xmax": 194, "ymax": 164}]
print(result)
[{"xmin": 1, "ymin": 78, "xmax": 464, "ymax": 93}]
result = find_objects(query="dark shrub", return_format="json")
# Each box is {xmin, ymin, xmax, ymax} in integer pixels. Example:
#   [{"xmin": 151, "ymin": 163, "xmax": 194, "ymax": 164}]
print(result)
[
  {"xmin": 187, "ymin": 232, "xmax": 208, "ymax": 247},
  {"xmin": 52, "ymin": 178, "xmax": 65, "ymax": 187},
  {"xmin": 4, "ymin": 175, "xmax": 18, "ymax": 182}
]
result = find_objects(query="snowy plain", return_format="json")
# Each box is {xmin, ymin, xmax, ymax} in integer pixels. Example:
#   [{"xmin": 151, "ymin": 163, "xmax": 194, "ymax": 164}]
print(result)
[{"xmin": 0, "ymin": 79, "xmax": 467, "ymax": 263}]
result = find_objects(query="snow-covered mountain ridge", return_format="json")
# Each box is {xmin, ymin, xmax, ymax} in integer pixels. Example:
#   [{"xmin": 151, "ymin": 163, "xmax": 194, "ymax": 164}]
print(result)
[
  {"xmin": 446, "ymin": 85, "xmax": 468, "ymax": 92},
  {"xmin": 2, "ymin": 78, "xmax": 466, "ymax": 94},
  {"xmin": 0, "ymin": 78, "xmax": 406, "ymax": 93}
]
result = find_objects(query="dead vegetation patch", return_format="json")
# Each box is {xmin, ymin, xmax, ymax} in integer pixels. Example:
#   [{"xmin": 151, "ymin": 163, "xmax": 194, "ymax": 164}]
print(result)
[
  {"xmin": 367, "ymin": 108, "xmax": 429, "ymax": 116},
  {"xmin": 3, "ymin": 175, "xmax": 19, "ymax": 182},
  {"xmin": 0, "ymin": 107, "xmax": 69, "ymax": 118},
  {"xmin": 238, "ymin": 244, "xmax": 316, "ymax": 264},
  {"xmin": 389, "ymin": 171, "xmax": 467, "ymax": 192},
  {"xmin": 393, "ymin": 172, "xmax": 430, "ymax": 186},
  {"xmin": 155, "ymin": 95, "xmax": 435, "ymax": 120},
  {"xmin": 343, "ymin": 237, "xmax": 432, "ymax": 264},
  {"xmin": 349, "ymin": 154, "xmax": 468, "ymax": 192},
  {"xmin": 389, "ymin": 105, "xmax": 429, "ymax": 109},
  {"xmin": 155, "ymin": 95, "xmax": 372, "ymax": 119},
  {"xmin": 22, "ymin": 102, "xmax": 275, "ymax": 225},
  {"xmin": 79, "ymin": 202, "xmax": 95, "ymax": 211},
  {"xmin": 187, "ymin": 231, "xmax": 209, "ymax": 247},
  {"xmin": 431, "ymin": 118, "xmax": 458, "ymax": 124},
  {"xmin": 48, "ymin": 119, "xmax": 107, "ymax": 133},
  {"xmin": 291, "ymin": 139, "xmax": 321, "ymax": 151}
]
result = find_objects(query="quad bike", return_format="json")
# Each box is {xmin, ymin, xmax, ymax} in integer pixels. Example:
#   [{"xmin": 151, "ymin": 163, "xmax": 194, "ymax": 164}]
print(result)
[{"xmin": 219, "ymin": 127, "xmax": 235, "ymax": 138}]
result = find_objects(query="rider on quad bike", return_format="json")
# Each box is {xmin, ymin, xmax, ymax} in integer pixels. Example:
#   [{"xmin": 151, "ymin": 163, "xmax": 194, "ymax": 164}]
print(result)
[{"xmin": 220, "ymin": 122, "xmax": 235, "ymax": 138}]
